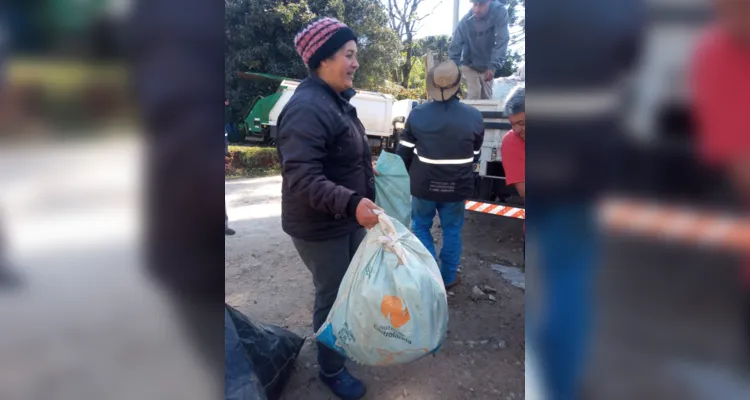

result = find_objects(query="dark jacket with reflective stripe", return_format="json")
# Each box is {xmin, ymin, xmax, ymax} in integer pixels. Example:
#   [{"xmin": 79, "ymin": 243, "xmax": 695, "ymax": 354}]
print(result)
[
  {"xmin": 276, "ymin": 75, "xmax": 376, "ymax": 240},
  {"xmin": 526, "ymin": 0, "xmax": 645, "ymax": 202},
  {"xmin": 397, "ymin": 97, "xmax": 484, "ymax": 203}
]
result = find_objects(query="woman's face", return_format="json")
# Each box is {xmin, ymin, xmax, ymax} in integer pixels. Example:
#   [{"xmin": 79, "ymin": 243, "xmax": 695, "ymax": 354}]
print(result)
[{"xmin": 319, "ymin": 40, "xmax": 359, "ymax": 92}]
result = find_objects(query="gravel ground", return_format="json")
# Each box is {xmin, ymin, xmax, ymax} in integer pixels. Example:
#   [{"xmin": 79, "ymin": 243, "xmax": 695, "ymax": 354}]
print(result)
[{"xmin": 225, "ymin": 176, "xmax": 526, "ymax": 400}]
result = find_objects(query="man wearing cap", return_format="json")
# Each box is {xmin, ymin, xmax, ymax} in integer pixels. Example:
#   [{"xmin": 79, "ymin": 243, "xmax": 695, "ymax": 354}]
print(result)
[
  {"xmin": 448, "ymin": 0, "xmax": 510, "ymax": 100},
  {"xmin": 396, "ymin": 60, "xmax": 484, "ymax": 289}
]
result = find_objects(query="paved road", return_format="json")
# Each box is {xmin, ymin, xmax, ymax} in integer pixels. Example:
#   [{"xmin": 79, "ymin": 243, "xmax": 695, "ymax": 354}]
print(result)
[{"xmin": 0, "ymin": 137, "xmax": 216, "ymax": 400}]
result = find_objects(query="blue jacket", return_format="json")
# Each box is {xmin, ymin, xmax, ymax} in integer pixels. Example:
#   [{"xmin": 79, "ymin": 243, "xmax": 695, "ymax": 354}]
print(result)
[{"xmin": 397, "ymin": 97, "xmax": 484, "ymax": 202}]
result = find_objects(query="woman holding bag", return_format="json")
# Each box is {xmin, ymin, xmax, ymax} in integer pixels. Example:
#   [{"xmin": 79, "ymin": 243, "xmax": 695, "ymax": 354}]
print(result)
[{"xmin": 276, "ymin": 17, "xmax": 381, "ymax": 400}]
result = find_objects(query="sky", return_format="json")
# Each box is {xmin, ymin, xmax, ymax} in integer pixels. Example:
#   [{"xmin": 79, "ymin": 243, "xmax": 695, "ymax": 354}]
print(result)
[{"xmin": 408, "ymin": 0, "xmax": 524, "ymax": 53}]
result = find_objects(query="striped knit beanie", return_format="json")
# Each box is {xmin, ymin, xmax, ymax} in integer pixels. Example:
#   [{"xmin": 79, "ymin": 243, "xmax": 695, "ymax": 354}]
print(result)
[{"xmin": 294, "ymin": 17, "xmax": 358, "ymax": 70}]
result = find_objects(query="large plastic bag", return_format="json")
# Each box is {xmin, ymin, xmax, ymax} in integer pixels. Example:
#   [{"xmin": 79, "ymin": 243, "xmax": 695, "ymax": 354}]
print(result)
[
  {"xmin": 225, "ymin": 304, "xmax": 305, "ymax": 400},
  {"xmin": 374, "ymin": 151, "xmax": 411, "ymax": 229},
  {"xmin": 314, "ymin": 212, "xmax": 448, "ymax": 366},
  {"xmin": 225, "ymin": 306, "xmax": 267, "ymax": 400}
]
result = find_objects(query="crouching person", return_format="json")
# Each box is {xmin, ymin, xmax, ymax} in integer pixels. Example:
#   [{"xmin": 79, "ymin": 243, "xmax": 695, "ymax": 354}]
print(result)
[
  {"xmin": 397, "ymin": 60, "xmax": 485, "ymax": 289},
  {"xmin": 276, "ymin": 17, "xmax": 381, "ymax": 400}
]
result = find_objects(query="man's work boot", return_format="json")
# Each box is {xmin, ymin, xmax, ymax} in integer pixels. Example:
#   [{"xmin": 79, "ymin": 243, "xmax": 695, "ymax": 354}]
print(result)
[
  {"xmin": 318, "ymin": 368, "xmax": 367, "ymax": 400},
  {"xmin": 225, "ymin": 227, "xmax": 236, "ymax": 236},
  {"xmin": 445, "ymin": 274, "xmax": 462, "ymax": 290}
]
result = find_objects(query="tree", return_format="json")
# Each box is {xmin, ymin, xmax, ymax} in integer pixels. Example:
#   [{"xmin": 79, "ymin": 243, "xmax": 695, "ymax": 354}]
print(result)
[
  {"xmin": 495, "ymin": 51, "xmax": 523, "ymax": 77},
  {"xmin": 385, "ymin": 0, "xmax": 441, "ymax": 88},
  {"xmin": 306, "ymin": 0, "xmax": 402, "ymax": 90},
  {"xmin": 225, "ymin": 0, "xmax": 316, "ymax": 115},
  {"xmin": 506, "ymin": 0, "xmax": 525, "ymax": 54},
  {"xmin": 414, "ymin": 35, "xmax": 451, "ymax": 64},
  {"xmin": 225, "ymin": 0, "xmax": 400, "ymax": 117}
]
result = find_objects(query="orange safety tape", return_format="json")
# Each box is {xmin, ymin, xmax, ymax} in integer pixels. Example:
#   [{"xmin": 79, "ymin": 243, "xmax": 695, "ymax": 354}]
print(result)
[
  {"xmin": 465, "ymin": 201, "xmax": 526, "ymax": 219},
  {"xmin": 598, "ymin": 198, "xmax": 750, "ymax": 251},
  {"xmin": 466, "ymin": 198, "xmax": 750, "ymax": 252}
]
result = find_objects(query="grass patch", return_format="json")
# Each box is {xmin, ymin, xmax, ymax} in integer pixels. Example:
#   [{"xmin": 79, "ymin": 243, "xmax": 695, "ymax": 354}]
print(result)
[{"xmin": 226, "ymin": 145, "xmax": 281, "ymax": 179}]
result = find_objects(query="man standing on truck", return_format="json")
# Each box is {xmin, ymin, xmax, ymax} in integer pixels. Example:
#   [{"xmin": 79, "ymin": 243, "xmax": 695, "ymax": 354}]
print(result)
[
  {"xmin": 448, "ymin": 0, "xmax": 510, "ymax": 100},
  {"xmin": 500, "ymin": 87, "xmax": 525, "ymax": 199},
  {"xmin": 690, "ymin": 0, "xmax": 750, "ymax": 365},
  {"xmin": 397, "ymin": 60, "xmax": 484, "ymax": 289}
]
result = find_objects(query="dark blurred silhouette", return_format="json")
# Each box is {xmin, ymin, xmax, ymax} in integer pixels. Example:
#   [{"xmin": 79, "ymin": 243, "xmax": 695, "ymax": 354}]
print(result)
[
  {"xmin": 0, "ymin": 220, "xmax": 22, "ymax": 290},
  {"xmin": 128, "ymin": 0, "xmax": 225, "ymax": 386},
  {"xmin": 526, "ymin": 1, "xmax": 645, "ymax": 399}
]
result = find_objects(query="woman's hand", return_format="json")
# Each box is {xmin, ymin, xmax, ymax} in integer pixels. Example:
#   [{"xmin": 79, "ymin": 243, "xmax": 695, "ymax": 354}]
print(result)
[{"xmin": 355, "ymin": 198, "xmax": 382, "ymax": 229}]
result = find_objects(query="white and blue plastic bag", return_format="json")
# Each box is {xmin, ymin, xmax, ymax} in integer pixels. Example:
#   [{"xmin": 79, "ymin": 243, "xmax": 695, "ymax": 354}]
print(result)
[
  {"xmin": 315, "ymin": 211, "xmax": 448, "ymax": 366},
  {"xmin": 374, "ymin": 152, "xmax": 411, "ymax": 229}
]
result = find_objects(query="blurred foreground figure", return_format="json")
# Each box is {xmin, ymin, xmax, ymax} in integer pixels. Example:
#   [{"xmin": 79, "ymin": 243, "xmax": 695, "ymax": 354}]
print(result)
[
  {"xmin": 527, "ymin": 1, "xmax": 643, "ymax": 399},
  {"xmin": 690, "ymin": 0, "xmax": 750, "ymax": 364},
  {"xmin": 129, "ymin": 0, "xmax": 225, "ymax": 387},
  {"xmin": 0, "ymin": 23, "xmax": 20, "ymax": 291},
  {"xmin": 0, "ymin": 223, "xmax": 22, "ymax": 290}
]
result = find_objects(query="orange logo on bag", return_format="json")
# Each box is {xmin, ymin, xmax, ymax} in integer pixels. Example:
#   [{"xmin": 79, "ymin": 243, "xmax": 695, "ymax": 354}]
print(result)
[
  {"xmin": 375, "ymin": 348, "xmax": 430, "ymax": 366},
  {"xmin": 380, "ymin": 296, "xmax": 410, "ymax": 328}
]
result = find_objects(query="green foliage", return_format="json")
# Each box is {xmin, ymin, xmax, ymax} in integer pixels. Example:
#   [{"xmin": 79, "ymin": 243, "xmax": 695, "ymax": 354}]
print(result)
[
  {"xmin": 407, "ymin": 57, "xmax": 425, "ymax": 90},
  {"xmin": 375, "ymin": 80, "xmax": 425, "ymax": 101},
  {"xmin": 225, "ymin": 0, "xmax": 400, "ymax": 117},
  {"xmin": 341, "ymin": 0, "xmax": 403, "ymax": 90},
  {"xmin": 496, "ymin": 51, "xmax": 524, "ymax": 78},
  {"xmin": 225, "ymin": 0, "xmax": 314, "ymax": 116},
  {"xmin": 225, "ymin": 145, "xmax": 281, "ymax": 178},
  {"xmin": 225, "ymin": 0, "xmax": 525, "ymax": 116},
  {"xmin": 414, "ymin": 35, "xmax": 451, "ymax": 64}
]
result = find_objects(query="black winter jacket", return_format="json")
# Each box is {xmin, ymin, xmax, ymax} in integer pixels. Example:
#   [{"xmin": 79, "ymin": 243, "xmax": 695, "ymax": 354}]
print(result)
[
  {"xmin": 276, "ymin": 75, "xmax": 376, "ymax": 240},
  {"xmin": 397, "ymin": 97, "xmax": 484, "ymax": 202}
]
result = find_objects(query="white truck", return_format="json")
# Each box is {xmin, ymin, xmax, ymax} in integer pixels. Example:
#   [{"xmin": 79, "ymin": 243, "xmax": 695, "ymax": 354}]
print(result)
[{"xmin": 242, "ymin": 76, "xmax": 418, "ymax": 151}]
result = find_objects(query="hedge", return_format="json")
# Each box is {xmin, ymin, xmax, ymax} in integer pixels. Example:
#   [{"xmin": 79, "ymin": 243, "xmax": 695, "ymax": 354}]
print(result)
[{"xmin": 226, "ymin": 145, "xmax": 281, "ymax": 178}]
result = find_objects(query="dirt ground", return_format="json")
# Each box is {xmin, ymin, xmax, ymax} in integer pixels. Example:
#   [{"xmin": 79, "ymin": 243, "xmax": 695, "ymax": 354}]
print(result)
[{"xmin": 225, "ymin": 176, "xmax": 526, "ymax": 400}]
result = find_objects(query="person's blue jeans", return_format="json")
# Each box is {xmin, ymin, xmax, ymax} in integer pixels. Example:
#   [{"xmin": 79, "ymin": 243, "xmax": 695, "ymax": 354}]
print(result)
[
  {"xmin": 411, "ymin": 197, "xmax": 465, "ymax": 285},
  {"xmin": 527, "ymin": 204, "xmax": 596, "ymax": 400},
  {"xmin": 225, "ymin": 123, "xmax": 239, "ymax": 142}
]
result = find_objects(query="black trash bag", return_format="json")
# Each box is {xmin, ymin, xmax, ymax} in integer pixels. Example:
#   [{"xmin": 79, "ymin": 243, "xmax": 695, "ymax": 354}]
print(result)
[
  {"xmin": 225, "ymin": 304, "xmax": 306, "ymax": 400},
  {"xmin": 225, "ymin": 307, "xmax": 266, "ymax": 400}
]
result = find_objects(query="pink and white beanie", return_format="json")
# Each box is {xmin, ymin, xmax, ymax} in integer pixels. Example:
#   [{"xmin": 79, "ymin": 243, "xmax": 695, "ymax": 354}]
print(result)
[{"xmin": 294, "ymin": 17, "xmax": 357, "ymax": 70}]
